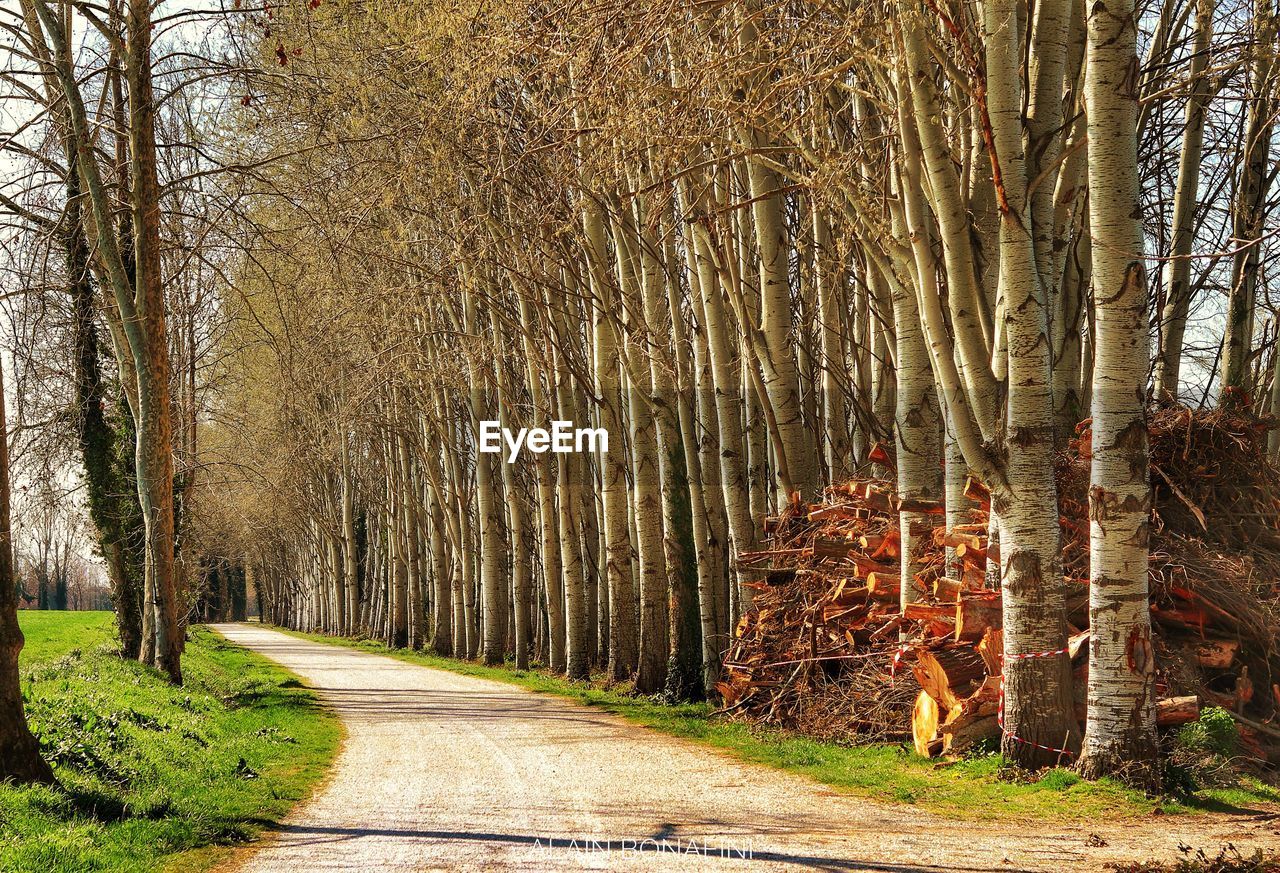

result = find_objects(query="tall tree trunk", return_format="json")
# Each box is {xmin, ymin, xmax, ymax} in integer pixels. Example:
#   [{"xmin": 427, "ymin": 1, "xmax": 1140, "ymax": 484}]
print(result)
[
  {"xmin": 736, "ymin": 15, "xmax": 815, "ymax": 503},
  {"xmin": 34, "ymin": 0, "xmax": 182, "ymax": 681},
  {"xmin": 426, "ymin": 476, "xmax": 453, "ymax": 656},
  {"xmin": 622, "ymin": 199, "xmax": 703, "ymax": 701},
  {"xmin": 65, "ymin": 161, "xmax": 143, "ymax": 657},
  {"xmin": 741, "ymin": 154, "xmax": 813, "ymax": 505},
  {"xmin": 466, "ymin": 290, "xmax": 507, "ymax": 665},
  {"xmin": 582, "ymin": 198, "xmax": 636, "ymax": 680},
  {"xmin": 1049, "ymin": 13, "xmax": 1090, "ymax": 441},
  {"xmin": 628, "ymin": 364, "xmax": 669, "ymax": 693},
  {"xmin": 1221, "ymin": 0, "xmax": 1277, "ymax": 402},
  {"xmin": 868, "ymin": 265, "xmax": 897, "ymax": 466},
  {"xmin": 1152, "ymin": 0, "xmax": 1216, "ymax": 399},
  {"xmin": 386, "ymin": 436, "xmax": 409, "ymax": 648},
  {"xmin": 611, "ymin": 214, "xmax": 669, "ymax": 694},
  {"xmin": 557, "ymin": 393, "xmax": 589, "ymax": 681},
  {"xmin": 689, "ymin": 217, "xmax": 756, "ymax": 614},
  {"xmin": 983, "ymin": 0, "xmax": 1082, "ymax": 766},
  {"xmin": 446, "ymin": 425, "xmax": 478, "ymax": 658},
  {"xmin": 549, "ymin": 286, "xmax": 590, "ymax": 679},
  {"xmin": 667, "ymin": 208, "xmax": 726, "ymax": 692},
  {"xmin": 329, "ymin": 526, "xmax": 346, "ymax": 636},
  {"xmin": 685, "ymin": 230, "xmax": 736, "ymax": 643},
  {"xmin": 340, "ymin": 434, "xmax": 359, "ymax": 637},
  {"xmin": 901, "ymin": 16, "xmax": 1000, "ymax": 441},
  {"xmin": 517, "ymin": 294, "xmax": 566, "ymax": 673},
  {"xmin": 1078, "ymin": 0, "xmax": 1159, "ymax": 785},
  {"xmin": 495, "ymin": 352, "xmax": 534, "ymax": 670},
  {"xmin": 125, "ymin": 0, "xmax": 181, "ymax": 684},
  {"xmin": 892, "ymin": 101, "xmax": 946, "ymax": 614},
  {"xmin": 814, "ymin": 209, "xmax": 853, "ymax": 482},
  {"xmin": 0, "ymin": 357, "xmax": 55, "ymax": 785},
  {"xmin": 399, "ymin": 434, "xmax": 425, "ymax": 650}
]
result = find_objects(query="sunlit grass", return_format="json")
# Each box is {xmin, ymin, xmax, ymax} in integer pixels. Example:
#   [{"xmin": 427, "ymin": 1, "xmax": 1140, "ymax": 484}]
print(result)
[{"xmin": 0, "ymin": 612, "xmax": 340, "ymax": 873}]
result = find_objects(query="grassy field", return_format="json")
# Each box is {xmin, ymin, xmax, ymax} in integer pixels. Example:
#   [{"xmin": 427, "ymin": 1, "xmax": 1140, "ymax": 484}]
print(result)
[
  {"xmin": 0, "ymin": 612, "xmax": 340, "ymax": 873},
  {"xmin": 283, "ymin": 627, "xmax": 1280, "ymax": 822}
]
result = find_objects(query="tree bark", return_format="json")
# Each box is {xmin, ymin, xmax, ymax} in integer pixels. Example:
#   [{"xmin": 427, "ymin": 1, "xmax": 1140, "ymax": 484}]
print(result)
[
  {"xmin": 584, "ymin": 199, "xmax": 637, "ymax": 680},
  {"xmin": 65, "ymin": 162, "xmax": 144, "ymax": 657},
  {"xmin": 983, "ymin": 0, "xmax": 1082, "ymax": 766},
  {"xmin": 124, "ymin": 0, "xmax": 181, "ymax": 684},
  {"xmin": 1221, "ymin": 0, "xmax": 1277, "ymax": 402},
  {"xmin": 1152, "ymin": 0, "xmax": 1216, "ymax": 399},
  {"xmin": 0, "ymin": 357, "xmax": 55, "ymax": 785},
  {"xmin": 1078, "ymin": 0, "xmax": 1160, "ymax": 785},
  {"xmin": 888, "ymin": 114, "xmax": 945, "ymax": 613}
]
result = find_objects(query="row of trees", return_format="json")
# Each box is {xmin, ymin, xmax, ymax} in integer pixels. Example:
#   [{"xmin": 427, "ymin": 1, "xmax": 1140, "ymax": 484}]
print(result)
[
  {"xmin": 0, "ymin": 0, "xmax": 210, "ymax": 781},
  {"xmin": 208, "ymin": 0, "xmax": 1277, "ymax": 789},
  {"xmin": 6, "ymin": 0, "xmax": 186, "ymax": 683},
  {"xmin": 1, "ymin": 0, "xmax": 1277, "ymax": 787},
  {"xmin": 4, "ymin": 481, "xmax": 113, "ymax": 611}
]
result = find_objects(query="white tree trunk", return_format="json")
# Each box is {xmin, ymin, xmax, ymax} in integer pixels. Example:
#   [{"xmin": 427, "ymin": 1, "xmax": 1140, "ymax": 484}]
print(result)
[{"xmin": 1078, "ymin": 0, "xmax": 1159, "ymax": 784}]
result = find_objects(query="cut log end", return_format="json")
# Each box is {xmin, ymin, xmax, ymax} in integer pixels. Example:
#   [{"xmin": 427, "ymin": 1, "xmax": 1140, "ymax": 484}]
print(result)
[
  {"xmin": 955, "ymin": 591, "xmax": 1003, "ymax": 643},
  {"xmin": 913, "ymin": 647, "xmax": 987, "ymax": 712},
  {"xmin": 913, "ymin": 690, "xmax": 942, "ymax": 758}
]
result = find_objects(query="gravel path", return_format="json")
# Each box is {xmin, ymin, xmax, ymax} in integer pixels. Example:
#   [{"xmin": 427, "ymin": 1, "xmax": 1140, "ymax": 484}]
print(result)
[{"xmin": 213, "ymin": 623, "xmax": 1278, "ymax": 872}]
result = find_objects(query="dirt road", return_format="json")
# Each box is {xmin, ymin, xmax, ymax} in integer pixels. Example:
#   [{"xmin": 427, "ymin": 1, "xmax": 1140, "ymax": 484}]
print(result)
[{"xmin": 213, "ymin": 624, "xmax": 1277, "ymax": 872}]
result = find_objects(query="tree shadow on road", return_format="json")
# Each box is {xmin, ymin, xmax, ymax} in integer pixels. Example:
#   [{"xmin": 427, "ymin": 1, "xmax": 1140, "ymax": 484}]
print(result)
[{"xmin": 248, "ymin": 821, "xmax": 1039, "ymax": 872}]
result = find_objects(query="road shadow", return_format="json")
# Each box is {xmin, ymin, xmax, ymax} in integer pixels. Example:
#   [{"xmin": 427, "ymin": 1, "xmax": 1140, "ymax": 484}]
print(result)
[{"xmin": 249, "ymin": 821, "xmax": 1039, "ymax": 872}]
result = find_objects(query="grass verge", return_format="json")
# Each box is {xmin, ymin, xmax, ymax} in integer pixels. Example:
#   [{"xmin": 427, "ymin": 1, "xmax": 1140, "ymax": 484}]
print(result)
[
  {"xmin": 281, "ymin": 626, "xmax": 1279, "ymax": 822},
  {"xmin": 0, "ymin": 612, "xmax": 340, "ymax": 873}
]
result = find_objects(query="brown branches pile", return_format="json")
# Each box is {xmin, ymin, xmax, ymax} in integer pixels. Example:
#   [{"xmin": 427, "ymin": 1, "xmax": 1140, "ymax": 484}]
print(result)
[{"xmin": 721, "ymin": 406, "xmax": 1280, "ymax": 761}]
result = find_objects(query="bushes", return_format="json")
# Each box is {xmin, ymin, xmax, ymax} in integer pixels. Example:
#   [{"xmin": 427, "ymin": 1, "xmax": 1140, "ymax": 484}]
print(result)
[
  {"xmin": 1164, "ymin": 707, "xmax": 1247, "ymax": 795},
  {"xmin": 1176, "ymin": 707, "xmax": 1240, "ymax": 758}
]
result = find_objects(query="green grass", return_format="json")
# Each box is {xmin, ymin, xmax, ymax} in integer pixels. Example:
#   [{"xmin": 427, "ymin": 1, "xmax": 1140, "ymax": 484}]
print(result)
[
  {"xmin": 0, "ymin": 612, "xmax": 340, "ymax": 873},
  {"xmin": 282, "ymin": 626, "xmax": 1279, "ymax": 822}
]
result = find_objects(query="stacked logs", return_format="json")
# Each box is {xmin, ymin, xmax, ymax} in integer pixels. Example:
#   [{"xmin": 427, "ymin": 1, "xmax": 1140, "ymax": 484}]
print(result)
[{"xmin": 719, "ymin": 406, "xmax": 1280, "ymax": 762}]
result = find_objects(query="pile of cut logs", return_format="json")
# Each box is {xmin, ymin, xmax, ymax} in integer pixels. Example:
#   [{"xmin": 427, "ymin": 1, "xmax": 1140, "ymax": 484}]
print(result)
[{"xmin": 720, "ymin": 406, "xmax": 1280, "ymax": 764}]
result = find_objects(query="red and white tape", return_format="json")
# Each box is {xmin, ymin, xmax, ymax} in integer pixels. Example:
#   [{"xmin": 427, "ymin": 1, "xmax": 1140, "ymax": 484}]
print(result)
[
  {"xmin": 997, "ymin": 645, "xmax": 1075, "ymax": 759},
  {"xmin": 889, "ymin": 643, "xmax": 911, "ymax": 678}
]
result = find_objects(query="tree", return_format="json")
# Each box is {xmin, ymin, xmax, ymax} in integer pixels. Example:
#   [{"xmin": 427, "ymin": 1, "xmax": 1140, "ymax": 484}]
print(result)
[
  {"xmin": 1152, "ymin": 0, "xmax": 1217, "ymax": 399},
  {"xmin": 25, "ymin": 0, "xmax": 183, "ymax": 683},
  {"xmin": 1077, "ymin": 0, "xmax": 1159, "ymax": 784},
  {"xmin": 0, "ymin": 356, "xmax": 54, "ymax": 786},
  {"xmin": 1221, "ymin": 0, "xmax": 1277, "ymax": 402}
]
